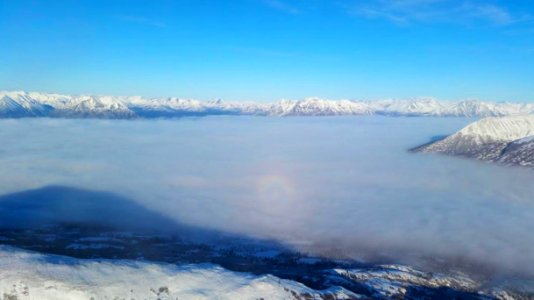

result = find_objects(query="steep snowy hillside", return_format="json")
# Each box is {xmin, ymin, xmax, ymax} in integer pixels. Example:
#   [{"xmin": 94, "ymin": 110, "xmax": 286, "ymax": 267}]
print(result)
[
  {"xmin": 0, "ymin": 245, "xmax": 523, "ymax": 300},
  {"xmin": 1, "ymin": 91, "xmax": 534, "ymax": 119},
  {"xmin": 413, "ymin": 115, "xmax": 534, "ymax": 165},
  {"xmin": 0, "ymin": 93, "xmax": 53, "ymax": 117},
  {"xmin": 0, "ymin": 246, "xmax": 358, "ymax": 300},
  {"xmin": 497, "ymin": 136, "xmax": 534, "ymax": 167}
]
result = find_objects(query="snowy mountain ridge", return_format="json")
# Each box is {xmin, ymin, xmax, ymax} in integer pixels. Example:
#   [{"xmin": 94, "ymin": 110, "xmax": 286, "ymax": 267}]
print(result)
[
  {"xmin": 446, "ymin": 115, "xmax": 534, "ymax": 144},
  {"xmin": 413, "ymin": 115, "xmax": 534, "ymax": 166},
  {"xmin": 2, "ymin": 90, "xmax": 534, "ymax": 118}
]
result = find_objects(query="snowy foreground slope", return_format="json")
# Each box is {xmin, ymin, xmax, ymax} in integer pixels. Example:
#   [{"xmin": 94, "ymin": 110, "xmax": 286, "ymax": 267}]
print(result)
[
  {"xmin": 0, "ymin": 246, "xmax": 357, "ymax": 300},
  {"xmin": 413, "ymin": 115, "xmax": 534, "ymax": 167},
  {"xmin": 2, "ymin": 90, "xmax": 534, "ymax": 118},
  {"xmin": 0, "ymin": 246, "xmax": 522, "ymax": 300}
]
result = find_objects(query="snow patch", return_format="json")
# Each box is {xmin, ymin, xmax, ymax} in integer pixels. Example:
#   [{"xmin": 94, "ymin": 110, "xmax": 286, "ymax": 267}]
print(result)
[{"xmin": 0, "ymin": 246, "xmax": 360, "ymax": 300}]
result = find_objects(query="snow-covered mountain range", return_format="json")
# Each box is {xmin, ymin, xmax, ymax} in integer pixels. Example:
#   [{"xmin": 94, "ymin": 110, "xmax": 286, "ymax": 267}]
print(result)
[
  {"xmin": 2, "ymin": 90, "xmax": 534, "ymax": 118},
  {"xmin": 413, "ymin": 115, "xmax": 534, "ymax": 167}
]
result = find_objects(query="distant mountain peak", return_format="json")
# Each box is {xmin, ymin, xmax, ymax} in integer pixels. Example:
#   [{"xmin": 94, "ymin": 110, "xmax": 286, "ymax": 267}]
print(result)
[{"xmin": 413, "ymin": 115, "xmax": 534, "ymax": 167}]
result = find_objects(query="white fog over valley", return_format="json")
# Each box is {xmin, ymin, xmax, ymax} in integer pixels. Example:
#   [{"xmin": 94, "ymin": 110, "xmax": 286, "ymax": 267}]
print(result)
[{"xmin": 2, "ymin": 116, "xmax": 534, "ymax": 287}]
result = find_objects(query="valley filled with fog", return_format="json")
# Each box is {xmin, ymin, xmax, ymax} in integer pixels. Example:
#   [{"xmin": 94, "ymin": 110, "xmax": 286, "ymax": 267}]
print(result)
[{"xmin": 1, "ymin": 116, "xmax": 534, "ymax": 291}]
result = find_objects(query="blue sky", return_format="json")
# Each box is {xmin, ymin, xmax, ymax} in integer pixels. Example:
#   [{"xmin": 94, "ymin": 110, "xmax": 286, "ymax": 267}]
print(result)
[{"xmin": 1, "ymin": 0, "xmax": 534, "ymax": 102}]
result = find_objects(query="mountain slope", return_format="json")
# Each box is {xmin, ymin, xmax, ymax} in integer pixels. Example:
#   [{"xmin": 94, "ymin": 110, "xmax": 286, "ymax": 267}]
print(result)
[
  {"xmin": 413, "ymin": 115, "xmax": 534, "ymax": 165},
  {"xmin": 2, "ymin": 91, "xmax": 534, "ymax": 119},
  {"xmin": 0, "ymin": 246, "xmax": 360, "ymax": 300},
  {"xmin": 0, "ymin": 245, "xmax": 522, "ymax": 300},
  {"xmin": 497, "ymin": 136, "xmax": 534, "ymax": 167},
  {"xmin": 0, "ymin": 94, "xmax": 53, "ymax": 117}
]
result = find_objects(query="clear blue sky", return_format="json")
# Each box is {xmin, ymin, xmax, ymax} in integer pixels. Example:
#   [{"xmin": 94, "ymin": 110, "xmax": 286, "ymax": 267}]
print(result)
[{"xmin": 1, "ymin": 0, "xmax": 534, "ymax": 102}]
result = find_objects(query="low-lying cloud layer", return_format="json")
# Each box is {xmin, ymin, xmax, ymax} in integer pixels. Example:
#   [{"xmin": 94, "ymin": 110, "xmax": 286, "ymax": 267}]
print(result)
[{"xmin": 1, "ymin": 117, "xmax": 534, "ymax": 282}]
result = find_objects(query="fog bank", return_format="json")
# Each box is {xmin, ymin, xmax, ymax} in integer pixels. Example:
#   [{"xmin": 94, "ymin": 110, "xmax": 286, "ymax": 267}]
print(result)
[{"xmin": 1, "ymin": 117, "xmax": 534, "ymax": 282}]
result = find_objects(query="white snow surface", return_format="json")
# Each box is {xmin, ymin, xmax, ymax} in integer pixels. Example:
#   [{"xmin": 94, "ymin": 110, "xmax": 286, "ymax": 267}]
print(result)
[
  {"xmin": 452, "ymin": 115, "xmax": 534, "ymax": 143},
  {"xmin": 0, "ymin": 246, "xmax": 358, "ymax": 300},
  {"xmin": 2, "ymin": 90, "xmax": 534, "ymax": 118},
  {"xmin": 415, "ymin": 114, "xmax": 534, "ymax": 164}
]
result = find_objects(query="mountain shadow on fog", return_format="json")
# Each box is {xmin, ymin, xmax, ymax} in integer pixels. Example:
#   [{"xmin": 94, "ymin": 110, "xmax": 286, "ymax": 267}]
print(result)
[{"xmin": 0, "ymin": 186, "xmax": 186, "ymax": 233}]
